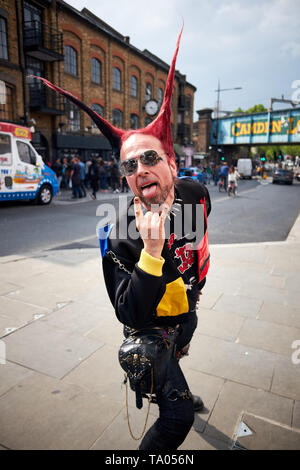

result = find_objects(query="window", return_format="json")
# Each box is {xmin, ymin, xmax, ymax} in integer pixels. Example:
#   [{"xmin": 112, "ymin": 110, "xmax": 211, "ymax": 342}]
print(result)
[
  {"xmin": 112, "ymin": 109, "xmax": 123, "ymax": 128},
  {"xmin": 91, "ymin": 58, "xmax": 101, "ymax": 85},
  {"xmin": 91, "ymin": 103, "xmax": 104, "ymax": 128},
  {"xmin": 145, "ymin": 82, "xmax": 152, "ymax": 101},
  {"xmin": 130, "ymin": 114, "xmax": 139, "ymax": 129},
  {"xmin": 0, "ymin": 17, "xmax": 8, "ymax": 60},
  {"xmin": 113, "ymin": 67, "xmax": 121, "ymax": 91},
  {"xmin": 145, "ymin": 117, "xmax": 152, "ymax": 126},
  {"xmin": 185, "ymin": 96, "xmax": 191, "ymax": 117},
  {"xmin": 130, "ymin": 75, "xmax": 138, "ymax": 97},
  {"xmin": 158, "ymin": 87, "xmax": 163, "ymax": 107},
  {"xmin": 66, "ymin": 102, "xmax": 80, "ymax": 131},
  {"xmin": 17, "ymin": 141, "xmax": 36, "ymax": 165},
  {"xmin": 65, "ymin": 46, "xmax": 78, "ymax": 76},
  {"xmin": 0, "ymin": 133, "xmax": 12, "ymax": 166},
  {"xmin": 0, "ymin": 82, "xmax": 14, "ymax": 121}
]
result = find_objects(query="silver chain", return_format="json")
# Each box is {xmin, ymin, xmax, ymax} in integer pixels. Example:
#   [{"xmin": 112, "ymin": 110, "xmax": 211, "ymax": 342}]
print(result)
[{"xmin": 107, "ymin": 250, "xmax": 132, "ymax": 275}]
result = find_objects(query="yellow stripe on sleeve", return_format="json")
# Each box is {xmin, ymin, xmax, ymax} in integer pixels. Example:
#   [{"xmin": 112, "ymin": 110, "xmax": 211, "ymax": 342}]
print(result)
[{"xmin": 138, "ymin": 249, "xmax": 165, "ymax": 277}]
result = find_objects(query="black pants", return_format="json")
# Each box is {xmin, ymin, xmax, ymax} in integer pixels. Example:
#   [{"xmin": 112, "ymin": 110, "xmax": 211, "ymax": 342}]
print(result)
[{"xmin": 139, "ymin": 313, "xmax": 198, "ymax": 450}]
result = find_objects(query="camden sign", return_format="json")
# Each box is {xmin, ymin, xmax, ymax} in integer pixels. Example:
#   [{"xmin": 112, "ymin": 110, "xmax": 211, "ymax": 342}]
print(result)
[{"xmin": 211, "ymin": 109, "xmax": 300, "ymax": 145}]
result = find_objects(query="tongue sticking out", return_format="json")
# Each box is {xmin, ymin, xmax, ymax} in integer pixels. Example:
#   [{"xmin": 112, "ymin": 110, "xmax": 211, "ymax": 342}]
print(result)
[{"xmin": 141, "ymin": 183, "xmax": 157, "ymax": 199}]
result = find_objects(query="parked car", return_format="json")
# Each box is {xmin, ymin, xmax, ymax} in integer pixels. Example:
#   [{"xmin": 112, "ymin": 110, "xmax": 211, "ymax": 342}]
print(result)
[
  {"xmin": 178, "ymin": 167, "xmax": 206, "ymax": 182},
  {"xmin": 272, "ymin": 169, "xmax": 294, "ymax": 185},
  {"xmin": 295, "ymin": 171, "xmax": 300, "ymax": 182}
]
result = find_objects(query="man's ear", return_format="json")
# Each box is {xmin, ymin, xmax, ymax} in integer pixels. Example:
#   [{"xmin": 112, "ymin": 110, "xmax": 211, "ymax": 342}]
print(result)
[{"xmin": 169, "ymin": 158, "xmax": 177, "ymax": 178}]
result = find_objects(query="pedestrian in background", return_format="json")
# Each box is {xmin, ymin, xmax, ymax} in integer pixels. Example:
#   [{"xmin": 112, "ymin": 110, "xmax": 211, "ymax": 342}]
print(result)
[
  {"xmin": 213, "ymin": 164, "xmax": 220, "ymax": 185},
  {"xmin": 219, "ymin": 161, "xmax": 229, "ymax": 190},
  {"xmin": 77, "ymin": 156, "xmax": 87, "ymax": 197},
  {"xmin": 88, "ymin": 158, "xmax": 99, "ymax": 199},
  {"xmin": 98, "ymin": 158, "xmax": 109, "ymax": 192},
  {"xmin": 52, "ymin": 158, "xmax": 63, "ymax": 193},
  {"xmin": 70, "ymin": 157, "xmax": 83, "ymax": 199},
  {"xmin": 110, "ymin": 158, "xmax": 121, "ymax": 193}
]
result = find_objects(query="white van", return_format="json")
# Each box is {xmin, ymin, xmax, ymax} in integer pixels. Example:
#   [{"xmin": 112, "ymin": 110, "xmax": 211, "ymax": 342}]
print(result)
[
  {"xmin": 0, "ymin": 122, "xmax": 58, "ymax": 204},
  {"xmin": 237, "ymin": 158, "xmax": 252, "ymax": 179}
]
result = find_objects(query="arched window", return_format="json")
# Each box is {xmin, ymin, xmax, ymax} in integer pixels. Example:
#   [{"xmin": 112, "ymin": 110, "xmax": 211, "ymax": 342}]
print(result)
[
  {"xmin": 130, "ymin": 75, "xmax": 138, "ymax": 97},
  {"xmin": 112, "ymin": 108, "xmax": 123, "ymax": 127},
  {"xmin": 145, "ymin": 117, "xmax": 152, "ymax": 126},
  {"xmin": 113, "ymin": 67, "xmax": 121, "ymax": 91},
  {"xmin": 65, "ymin": 45, "xmax": 77, "ymax": 76},
  {"xmin": 91, "ymin": 58, "xmax": 102, "ymax": 85},
  {"xmin": 130, "ymin": 114, "xmax": 139, "ymax": 129},
  {"xmin": 145, "ymin": 82, "xmax": 152, "ymax": 101},
  {"xmin": 91, "ymin": 103, "xmax": 104, "ymax": 128},
  {"xmin": 158, "ymin": 87, "xmax": 163, "ymax": 107}
]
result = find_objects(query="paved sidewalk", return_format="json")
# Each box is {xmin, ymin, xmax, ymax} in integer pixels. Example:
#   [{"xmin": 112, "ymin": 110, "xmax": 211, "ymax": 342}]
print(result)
[{"xmin": 0, "ymin": 212, "xmax": 300, "ymax": 450}]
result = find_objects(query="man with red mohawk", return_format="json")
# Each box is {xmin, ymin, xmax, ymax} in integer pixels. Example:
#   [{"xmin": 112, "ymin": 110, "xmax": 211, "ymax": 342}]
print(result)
[{"xmin": 36, "ymin": 27, "xmax": 211, "ymax": 450}]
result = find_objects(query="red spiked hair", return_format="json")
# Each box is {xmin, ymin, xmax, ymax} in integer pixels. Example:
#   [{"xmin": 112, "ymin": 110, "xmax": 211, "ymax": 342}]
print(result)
[{"xmin": 30, "ymin": 27, "xmax": 183, "ymax": 163}]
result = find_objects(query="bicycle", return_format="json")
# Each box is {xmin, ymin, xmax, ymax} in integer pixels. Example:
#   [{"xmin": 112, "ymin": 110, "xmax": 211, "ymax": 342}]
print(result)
[
  {"xmin": 227, "ymin": 181, "xmax": 236, "ymax": 196},
  {"xmin": 218, "ymin": 178, "xmax": 226, "ymax": 192}
]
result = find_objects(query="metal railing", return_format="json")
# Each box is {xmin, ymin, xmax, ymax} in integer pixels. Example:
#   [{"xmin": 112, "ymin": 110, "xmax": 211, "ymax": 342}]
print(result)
[
  {"xmin": 29, "ymin": 86, "xmax": 65, "ymax": 113},
  {"xmin": 24, "ymin": 21, "xmax": 63, "ymax": 56}
]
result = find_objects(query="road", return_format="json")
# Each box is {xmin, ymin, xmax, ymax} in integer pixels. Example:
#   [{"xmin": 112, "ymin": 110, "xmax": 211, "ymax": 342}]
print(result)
[{"xmin": 1, "ymin": 178, "xmax": 300, "ymax": 256}]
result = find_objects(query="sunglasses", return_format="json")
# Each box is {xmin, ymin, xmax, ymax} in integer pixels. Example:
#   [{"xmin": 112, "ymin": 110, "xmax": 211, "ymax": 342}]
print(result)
[{"xmin": 120, "ymin": 150, "xmax": 163, "ymax": 176}]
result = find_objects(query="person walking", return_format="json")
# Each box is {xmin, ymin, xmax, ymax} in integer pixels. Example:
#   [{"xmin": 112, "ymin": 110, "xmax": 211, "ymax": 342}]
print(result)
[
  {"xmin": 88, "ymin": 158, "xmax": 99, "ymax": 199},
  {"xmin": 77, "ymin": 156, "xmax": 87, "ymax": 197},
  {"xmin": 70, "ymin": 157, "xmax": 83, "ymax": 199},
  {"xmin": 110, "ymin": 158, "xmax": 121, "ymax": 193},
  {"xmin": 52, "ymin": 158, "xmax": 63, "ymax": 193},
  {"xmin": 219, "ymin": 161, "xmax": 229, "ymax": 190}
]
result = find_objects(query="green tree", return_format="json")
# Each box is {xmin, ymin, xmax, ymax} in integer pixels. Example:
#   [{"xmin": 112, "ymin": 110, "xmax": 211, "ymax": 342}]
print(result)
[{"xmin": 233, "ymin": 104, "xmax": 268, "ymax": 115}]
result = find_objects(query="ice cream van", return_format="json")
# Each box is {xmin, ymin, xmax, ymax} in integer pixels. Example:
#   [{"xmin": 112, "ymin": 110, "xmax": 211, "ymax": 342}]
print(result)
[{"xmin": 0, "ymin": 122, "xmax": 58, "ymax": 204}]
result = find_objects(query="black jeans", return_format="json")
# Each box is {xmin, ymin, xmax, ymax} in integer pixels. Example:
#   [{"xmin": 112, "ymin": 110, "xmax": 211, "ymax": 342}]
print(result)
[{"xmin": 139, "ymin": 313, "xmax": 198, "ymax": 450}]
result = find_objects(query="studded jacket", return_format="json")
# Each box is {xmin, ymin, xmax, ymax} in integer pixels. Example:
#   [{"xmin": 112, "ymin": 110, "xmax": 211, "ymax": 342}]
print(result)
[{"xmin": 99, "ymin": 179, "xmax": 211, "ymax": 330}]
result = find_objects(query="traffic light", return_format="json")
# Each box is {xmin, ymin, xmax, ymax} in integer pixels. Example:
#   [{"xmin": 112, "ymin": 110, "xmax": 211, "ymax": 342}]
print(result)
[
  {"xmin": 260, "ymin": 155, "xmax": 266, "ymax": 162},
  {"xmin": 221, "ymin": 156, "xmax": 225, "ymax": 161}
]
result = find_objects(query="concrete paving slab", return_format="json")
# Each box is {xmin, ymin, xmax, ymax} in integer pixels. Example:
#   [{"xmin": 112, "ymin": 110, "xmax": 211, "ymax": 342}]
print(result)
[
  {"xmin": 0, "ymin": 373, "xmax": 123, "ymax": 450},
  {"xmin": 237, "ymin": 318, "xmax": 300, "ymax": 356},
  {"xmin": 205, "ymin": 381, "xmax": 294, "ymax": 446},
  {"xmin": 5, "ymin": 286, "xmax": 73, "ymax": 311},
  {"xmin": 293, "ymin": 401, "xmax": 300, "ymax": 429},
  {"xmin": 3, "ymin": 321, "xmax": 104, "ymax": 379},
  {"xmin": 232, "ymin": 413, "xmax": 300, "ymax": 450},
  {"xmin": 259, "ymin": 301, "xmax": 300, "ymax": 329},
  {"xmin": 210, "ymin": 244, "xmax": 269, "ymax": 265},
  {"xmin": 196, "ymin": 307, "xmax": 245, "ymax": 342},
  {"xmin": 90, "ymin": 404, "xmax": 157, "ymax": 450},
  {"xmin": 271, "ymin": 355, "xmax": 300, "ymax": 401},
  {"xmin": 0, "ymin": 282, "xmax": 21, "ymax": 296},
  {"xmin": 181, "ymin": 368, "xmax": 225, "ymax": 432},
  {"xmin": 41, "ymin": 300, "xmax": 103, "ymax": 337},
  {"xmin": 185, "ymin": 334, "xmax": 277, "ymax": 390},
  {"xmin": 62, "ymin": 344, "xmax": 125, "ymax": 405},
  {"xmin": 205, "ymin": 276, "xmax": 243, "ymax": 296},
  {"xmin": 213, "ymin": 293, "xmax": 263, "ymax": 319},
  {"xmin": 0, "ymin": 360, "xmax": 33, "ymax": 396},
  {"xmin": 0, "ymin": 297, "xmax": 50, "ymax": 336},
  {"xmin": 86, "ymin": 316, "xmax": 124, "ymax": 347},
  {"xmin": 179, "ymin": 426, "xmax": 229, "ymax": 450}
]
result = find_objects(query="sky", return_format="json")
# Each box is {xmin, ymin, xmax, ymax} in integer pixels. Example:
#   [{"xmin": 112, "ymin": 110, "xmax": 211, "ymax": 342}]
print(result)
[{"xmin": 68, "ymin": 0, "xmax": 300, "ymax": 120}]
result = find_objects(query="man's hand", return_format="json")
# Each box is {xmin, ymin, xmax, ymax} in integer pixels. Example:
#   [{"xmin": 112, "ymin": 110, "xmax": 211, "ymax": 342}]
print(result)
[{"xmin": 134, "ymin": 197, "xmax": 169, "ymax": 259}]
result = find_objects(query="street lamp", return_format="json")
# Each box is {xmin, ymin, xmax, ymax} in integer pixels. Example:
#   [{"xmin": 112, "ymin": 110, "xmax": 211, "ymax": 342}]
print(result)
[{"xmin": 215, "ymin": 79, "xmax": 242, "ymax": 147}]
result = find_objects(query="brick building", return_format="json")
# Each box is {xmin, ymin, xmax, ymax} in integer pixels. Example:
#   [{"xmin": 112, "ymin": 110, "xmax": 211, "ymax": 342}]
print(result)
[{"xmin": 0, "ymin": 0, "xmax": 196, "ymax": 163}]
